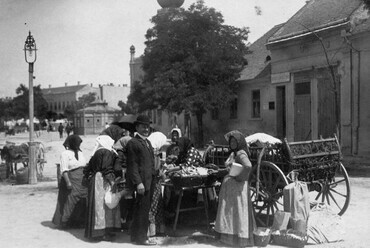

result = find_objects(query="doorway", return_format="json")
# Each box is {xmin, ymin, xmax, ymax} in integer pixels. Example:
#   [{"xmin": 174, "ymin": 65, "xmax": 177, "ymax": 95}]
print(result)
[
  {"xmin": 294, "ymin": 82, "xmax": 311, "ymax": 141},
  {"xmin": 276, "ymin": 86, "xmax": 286, "ymax": 139}
]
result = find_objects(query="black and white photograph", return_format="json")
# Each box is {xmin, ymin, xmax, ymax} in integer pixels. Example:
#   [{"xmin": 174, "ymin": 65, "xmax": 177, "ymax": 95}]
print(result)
[{"xmin": 1, "ymin": 0, "xmax": 370, "ymax": 247}]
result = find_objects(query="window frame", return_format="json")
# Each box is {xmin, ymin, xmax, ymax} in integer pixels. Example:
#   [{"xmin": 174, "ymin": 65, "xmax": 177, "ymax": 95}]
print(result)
[{"xmin": 251, "ymin": 89, "xmax": 261, "ymax": 119}]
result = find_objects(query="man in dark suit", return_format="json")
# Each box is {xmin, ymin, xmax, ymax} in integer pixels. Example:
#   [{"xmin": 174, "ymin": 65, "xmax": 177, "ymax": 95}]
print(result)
[{"xmin": 126, "ymin": 115, "xmax": 156, "ymax": 246}]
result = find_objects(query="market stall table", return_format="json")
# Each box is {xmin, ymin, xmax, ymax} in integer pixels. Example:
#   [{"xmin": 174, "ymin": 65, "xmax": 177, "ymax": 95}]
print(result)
[{"xmin": 162, "ymin": 181, "xmax": 219, "ymax": 232}]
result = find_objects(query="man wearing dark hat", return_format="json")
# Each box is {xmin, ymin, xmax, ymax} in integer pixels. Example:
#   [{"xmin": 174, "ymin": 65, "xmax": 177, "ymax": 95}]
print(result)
[{"xmin": 126, "ymin": 115, "xmax": 156, "ymax": 245}]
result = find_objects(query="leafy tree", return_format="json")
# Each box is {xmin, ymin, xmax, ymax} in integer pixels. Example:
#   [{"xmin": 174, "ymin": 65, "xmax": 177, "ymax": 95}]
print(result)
[
  {"xmin": 46, "ymin": 111, "xmax": 58, "ymax": 121},
  {"xmin": 364, "ymin": 0, "xmax": 370, "ymax": 9},
  {"xmin": 11, "ymin": 84, "xmax": 48, "ymax": 120},
  {"xmin": 63, "ymin": 104, "xmax": 75, "ymax": 120},
  {"xmin": 62, "ymin": 92, "xmax": 97, "ymax": 120},
  {"xmin": 118, "ymin": 100, "xmax": 136, "ymax": 115},
  {"xmin": 0, "ymin": 98, "xmax": 13, "ymax": 120},
  {"xmin": 129, "ymin": 0, "xmax": 249, "ymax": 145},
  {"xmin": 76, "ymin": 92, "xmax": 97, "ymax": 109}
]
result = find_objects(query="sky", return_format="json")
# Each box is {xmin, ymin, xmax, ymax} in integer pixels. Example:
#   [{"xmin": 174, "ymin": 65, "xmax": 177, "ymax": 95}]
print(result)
[{"xmin": 0, "ymin": 0, "xmax": 307, "ymax": 98}]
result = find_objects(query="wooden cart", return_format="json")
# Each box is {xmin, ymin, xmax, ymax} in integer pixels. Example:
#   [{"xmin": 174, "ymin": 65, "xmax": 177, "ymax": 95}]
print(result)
[
  {"xmin": 0, "ymin": 141, "xmax": 46, "ymax": 179},
  {"xmin": 203, "ymin": 135, "xmax": 350, "ymax": 227}
]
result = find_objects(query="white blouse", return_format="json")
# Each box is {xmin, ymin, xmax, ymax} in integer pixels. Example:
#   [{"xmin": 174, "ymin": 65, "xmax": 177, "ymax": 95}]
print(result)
[{"xmin": 60, "ymin": 150, "xmax": 86, "ymax": 173}]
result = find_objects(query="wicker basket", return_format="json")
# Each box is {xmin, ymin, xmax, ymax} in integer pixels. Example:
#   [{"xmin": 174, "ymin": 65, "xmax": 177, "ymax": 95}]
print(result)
[
  {"xmin": 253, "ymin": 227, "xmax": 271, "ymax": 247},
  {"xmin": 170, "ymin": 174, "xmax": 205, "ymax": 188}
]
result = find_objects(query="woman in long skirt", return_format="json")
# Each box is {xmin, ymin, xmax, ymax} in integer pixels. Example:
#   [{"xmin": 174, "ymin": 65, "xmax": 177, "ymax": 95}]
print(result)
[
  {"xmin": 52, "ymin": 135, "xmax": 87, "ymax": 228},
  {"xmin": 214, "ymin": 130, "xmax": 256, "ymax": 247},
  {"xmin": 84, "ymin": 134, "xmax": 122, "ymax": 241}
]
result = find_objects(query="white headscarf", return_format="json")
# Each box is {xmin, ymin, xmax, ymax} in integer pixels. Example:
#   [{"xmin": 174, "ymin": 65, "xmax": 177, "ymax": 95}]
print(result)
[
  {"xmin": 170, "ymin": 126, "xmax": 182, "ymax": 138},
  {"xmin": 91, "ymin": 135, "xmax": 117, "ymax": 156},
  {"xmin": 147, "ymin": 132, "xmax": 169, "ymax": 150}
]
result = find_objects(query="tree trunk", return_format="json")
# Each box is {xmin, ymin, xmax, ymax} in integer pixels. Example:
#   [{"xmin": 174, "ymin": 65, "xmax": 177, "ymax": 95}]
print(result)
[{"xmin": 195, "ymin": 111, "xmax": 204, "ymax": 147}]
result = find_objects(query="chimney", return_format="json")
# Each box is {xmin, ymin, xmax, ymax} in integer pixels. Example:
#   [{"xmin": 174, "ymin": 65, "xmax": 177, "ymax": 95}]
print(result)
[
  {"xmin": 77, "ymin": 81, "xmax": 80, "ymax": 85},
  {"xmin": 130, "ymin": 45, "xmax": 135, "ymax": 62},
  {"xmin": 91, "ymin": 83, "xmax": 93, "ymax": 87},
  {"xmin": 49, "ymin": 84, "xmax": 51, "ymax": 88},
  {"xmin": 65, "ymin": 82, "xmax": 68, "ymax": 86}
]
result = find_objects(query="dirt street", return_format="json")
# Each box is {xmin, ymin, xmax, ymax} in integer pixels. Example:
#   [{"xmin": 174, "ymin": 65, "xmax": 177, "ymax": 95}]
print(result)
[{"xmin": 0, "ymin": 131, "xmax": 369, "ymax": 248}]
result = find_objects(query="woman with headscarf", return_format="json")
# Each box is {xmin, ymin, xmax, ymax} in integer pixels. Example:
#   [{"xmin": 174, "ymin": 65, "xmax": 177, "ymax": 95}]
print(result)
[
  {"xmin": 112, "ymin": 133, "xmax": 133, "ymax": 230},
  {"xmin": 52, "ymin": 135, "xmax": 87, "ymax": 228},
  {"xmin": 164, "ymin": 137, "xmax": 205, "ymax": 217},
  {"xmin": 175, "ymin": 137, "xmax": 203, "ymax": 168},
  {"xmin": 147, "ymin": 131, "xmax": 169, "ymax": 237},
  {"xmin": 165, "ymin": 126, "xmax": 182, "ymax": 159},
  {"xmin": 84, "ymin": 133, "xmax": 122, "ymax": 241},
  {"xmin": 214, "ymin": 130, "xmax": 256, "ymax": 247}
]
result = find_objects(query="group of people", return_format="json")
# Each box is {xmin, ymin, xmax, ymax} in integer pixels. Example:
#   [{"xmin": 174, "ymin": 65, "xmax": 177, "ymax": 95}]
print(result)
[
  {"xmin": 57, "ymin": 123, "xmax": 74, "ymax": 139},
  {"xmin": 52, "ymin": 114, "xmax": 257, "ymax": 247}
]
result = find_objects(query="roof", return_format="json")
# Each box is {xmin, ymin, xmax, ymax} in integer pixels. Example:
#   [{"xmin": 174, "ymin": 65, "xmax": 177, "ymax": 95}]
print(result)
[
  {"xmin": 41, "ymin": 84, "xmax": 90, "ymax": 95},
  {"xmin": 268, "ymin": 0, "xmax": 362, "ymax": 44},
  {"xmin": 77, "ymin": 105, "xmax": 120, "ymax": 114},
  {"xmin": 238, "ymin": 23, "xmax": 284, "ymax": 81}
]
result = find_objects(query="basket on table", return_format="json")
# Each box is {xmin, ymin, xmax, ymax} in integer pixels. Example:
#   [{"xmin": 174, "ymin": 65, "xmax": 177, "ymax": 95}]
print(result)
[{"xmin": 169, "ymin": 174, "xmax": 205, "ymax": 188}]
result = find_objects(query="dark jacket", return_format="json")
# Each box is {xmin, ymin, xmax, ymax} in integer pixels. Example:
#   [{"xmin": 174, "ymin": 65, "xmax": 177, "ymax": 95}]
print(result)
[{"xmin": 126, "ymin": 135, "xmax": 155, "ymax": 190}]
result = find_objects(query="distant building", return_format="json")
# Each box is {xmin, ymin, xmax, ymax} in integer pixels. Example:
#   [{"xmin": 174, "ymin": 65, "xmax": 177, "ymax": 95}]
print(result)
[
  {"xmin": 100, "ymin": 83, "xmax": 130, "ymax": 109},
  {"xmin": 41, "ymin": 82, "xmax": 99, "ymax": 114},
  {"xmin": 41, "ymin": 81, "xmax": 130, "ymax": 115},
  {"xmin": 73, "ymin": 98, "xmax": 122, "ymax": 135}
]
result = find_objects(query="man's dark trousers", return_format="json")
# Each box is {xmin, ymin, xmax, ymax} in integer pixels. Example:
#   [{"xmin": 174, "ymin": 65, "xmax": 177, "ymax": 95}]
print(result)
[{"xmin": 130, "ymin": 176, "xmax": 155, "ymax": 243}]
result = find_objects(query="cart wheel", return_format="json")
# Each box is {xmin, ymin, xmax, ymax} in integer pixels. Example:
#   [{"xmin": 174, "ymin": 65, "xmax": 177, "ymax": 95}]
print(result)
[
  {"xmin": 249, "ymin": 161, "xmax": 288, "ymax": 227},
  {"xmin": 310, "ymin": 162, "xmax": 350, "ymax": 216},
  {"xmin": 36, "ymin": 143, "xmax": 45, "ymax": 178}
]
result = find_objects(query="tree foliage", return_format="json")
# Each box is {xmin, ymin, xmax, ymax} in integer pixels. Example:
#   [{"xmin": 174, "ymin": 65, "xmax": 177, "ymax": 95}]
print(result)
[
  {"xmin": 129, "ymin": 0, "xmax": 249, "ymax": 144},
  {"xmin": 10, "ymin": 84, "xmax": 48, "ymax": 120},
  {"xmin": 63, "ymin": 92, "xmax": 97, "ymax": 120},
  {"xmin": 118, "ymin": 100, "xmax": 136, "ymax": 115},
  {"xmin": 76, "ymin": 92, "xmax": 97, "ymax": 109},
  {"xmin": 364, "ymin": 0, "xmax": 370, "ymax": 9}
]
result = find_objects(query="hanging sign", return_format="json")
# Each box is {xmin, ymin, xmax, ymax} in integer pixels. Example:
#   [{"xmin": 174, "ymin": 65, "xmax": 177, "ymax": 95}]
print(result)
[{"xmin": 272, "ymin": 72, "xmax": 290, "ymax": 84}]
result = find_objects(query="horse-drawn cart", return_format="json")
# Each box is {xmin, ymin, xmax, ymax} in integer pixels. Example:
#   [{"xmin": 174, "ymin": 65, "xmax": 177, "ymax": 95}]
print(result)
[
  {"xmin": 203, "ymin": 135, "xmax": 350, "ymax": 227},
  {"xmin": 0, "ymin": 141, "xmax": 46, "ymax": 180}
]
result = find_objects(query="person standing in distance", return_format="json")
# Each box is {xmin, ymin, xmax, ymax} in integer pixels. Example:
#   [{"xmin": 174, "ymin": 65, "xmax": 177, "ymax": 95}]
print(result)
[{"xmin": 126, "ymin": 115, "xmax": 156, "ymax": 246}]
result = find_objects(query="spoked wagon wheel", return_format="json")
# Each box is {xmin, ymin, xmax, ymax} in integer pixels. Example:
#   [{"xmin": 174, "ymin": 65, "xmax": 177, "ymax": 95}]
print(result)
[
  {"xmin": 35, "ymin": 143, "xmax": 46, "ymax": 178},
  {"xmin": 309, "ymin": 162, "xmax": 350, "ymax": 216},
  {"xmin": 248, "ymin": 161, "xmax": 288, "ymax": 227}
]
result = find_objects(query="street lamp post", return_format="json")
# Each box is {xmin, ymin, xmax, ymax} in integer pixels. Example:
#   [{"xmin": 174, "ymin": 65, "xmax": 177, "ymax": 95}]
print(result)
[{"xmin": 24, "ymin": 31, "xmax": 37, "ymax": 184}]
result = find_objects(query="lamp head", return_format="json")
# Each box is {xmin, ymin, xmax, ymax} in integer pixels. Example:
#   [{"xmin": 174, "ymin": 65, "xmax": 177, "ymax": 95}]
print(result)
[{"xmin": 24, "ymin": 31, "xmax": 37, "ymax": 63}]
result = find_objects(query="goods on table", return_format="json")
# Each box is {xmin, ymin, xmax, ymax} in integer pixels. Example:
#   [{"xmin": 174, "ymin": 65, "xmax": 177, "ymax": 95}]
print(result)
[{"xmin": 168, "ymin": 165, "xmax": 219, "ymax": 188}]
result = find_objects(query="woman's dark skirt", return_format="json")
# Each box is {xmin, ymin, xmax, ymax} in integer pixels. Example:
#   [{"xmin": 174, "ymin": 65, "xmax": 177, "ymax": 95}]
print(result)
[{"xmin": 52, "ymin": 167, "xmax": 87, "ymax": 228}]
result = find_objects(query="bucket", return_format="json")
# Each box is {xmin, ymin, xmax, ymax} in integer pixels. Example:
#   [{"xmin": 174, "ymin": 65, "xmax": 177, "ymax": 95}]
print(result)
[
  {"xmin": 16, "ymin": 167, "xmax": 29, "ymax": 184},
  {"xmin": 253, "ymin": 227, "xmax": 271, "ymax": 247}
]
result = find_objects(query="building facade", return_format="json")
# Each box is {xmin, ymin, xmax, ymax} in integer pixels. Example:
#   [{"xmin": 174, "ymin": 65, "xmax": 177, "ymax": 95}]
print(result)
[
  {"xmin": 42, "ymin": 82, "xmax": 130, "ymax": 115},
  {"xmin": 128, "ymin": 0, "xmax": 370, "ymax": 158},
  {"xmin": 265, "ymin": 0, "xmax": 370, "ymax": 157},
  {"xmin": 73, "ymin": 99, "xmax": 122, "ymax": 135}
]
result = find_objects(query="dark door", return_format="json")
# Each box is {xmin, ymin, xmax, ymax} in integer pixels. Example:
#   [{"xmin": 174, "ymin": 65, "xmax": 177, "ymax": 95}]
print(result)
[
  {"xmin": 294, "ymin": 82, "xmax": 311, "ymax": 141},
  {"xmin": 318, "ymin": 77, "xmax": 337, "ymax": 138},
  {"xmin": 276, "ymin": 86, "xmax": 286, "ymax": 139}
]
